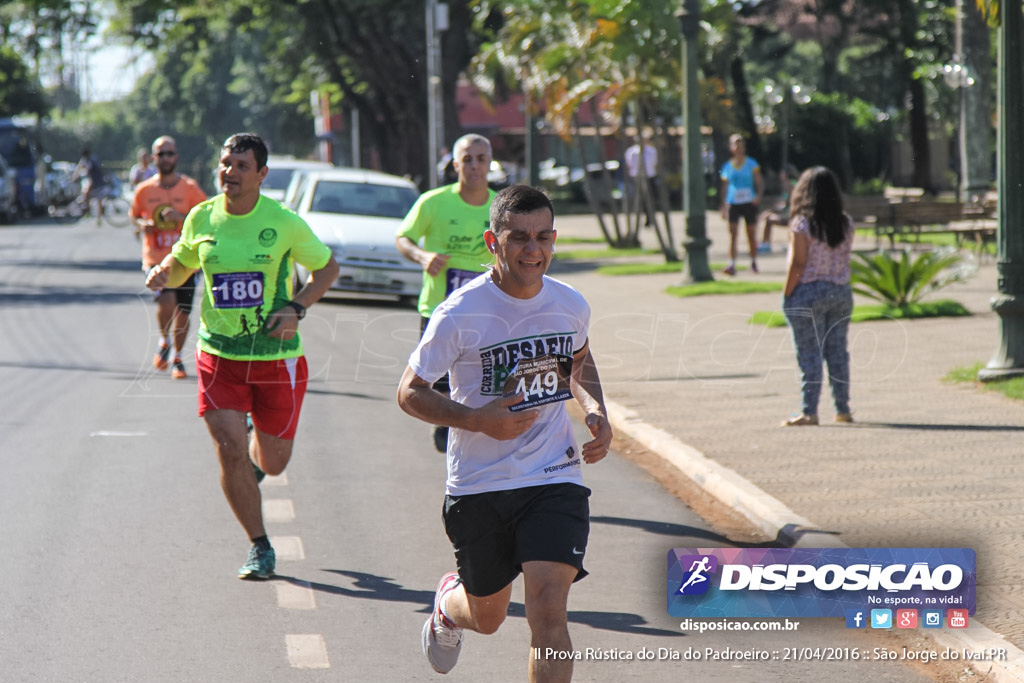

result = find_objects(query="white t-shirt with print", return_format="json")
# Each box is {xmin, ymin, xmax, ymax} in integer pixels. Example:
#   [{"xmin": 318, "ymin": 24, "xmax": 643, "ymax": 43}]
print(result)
[{"xmin": 409, "ymin": 271, "xmax": 591, "ymax": 496}]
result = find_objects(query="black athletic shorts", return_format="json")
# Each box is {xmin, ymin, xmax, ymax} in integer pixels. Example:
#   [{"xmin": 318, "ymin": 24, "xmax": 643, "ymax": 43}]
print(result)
[
  {"xmin": 728, "ymin": 202, "xmax": 759, "ymax": 226},
  {"xmin": 153, "ymin": 273, "xmax": 196, "ymax": 314},
  {"xmin": 442, "ymin": 482, "xmax": 591, "ymax": 597}
]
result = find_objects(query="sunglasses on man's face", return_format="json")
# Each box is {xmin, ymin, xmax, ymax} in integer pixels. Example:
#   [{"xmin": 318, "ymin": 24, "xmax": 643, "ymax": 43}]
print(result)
[{"xmin": 155, "ymin": 151, "xmax": 177, "ymax": 158}]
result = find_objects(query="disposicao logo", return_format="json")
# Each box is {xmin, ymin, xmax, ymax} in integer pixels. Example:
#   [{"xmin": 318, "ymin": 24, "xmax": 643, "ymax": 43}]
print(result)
[
  {"xmin": 667, "ymin": 548, "xmax": 975, "ymax": 619},
  {"xmin": 675, "ymin": 555, "xmax": 718, "ymax": 596}
]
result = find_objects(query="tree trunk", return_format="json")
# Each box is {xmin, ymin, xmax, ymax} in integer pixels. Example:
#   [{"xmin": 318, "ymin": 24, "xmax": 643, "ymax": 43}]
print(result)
[
  {"xmin": 960, "ymin": 0, "xmax": 994, "ymax": 201},
  {"xmin": 730, "ymin": 55, "xmax": 762, "ymax": 162},
  {"xmin": 908, "ymin": 77, "xmax": 934, "ymax": 193}
]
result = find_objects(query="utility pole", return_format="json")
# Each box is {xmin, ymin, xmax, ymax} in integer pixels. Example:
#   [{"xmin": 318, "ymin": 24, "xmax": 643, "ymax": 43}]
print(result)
[
  {"xmin": 426, "ymin": 0, "xmax": 448, "ymax": 189},
  {"xmin": 677, "ymin": 0, "xmax": 712, "ymax": 282},
  {"xmin": 980, "ymin": 0, "xmax": 1024, "ymax": 380}
]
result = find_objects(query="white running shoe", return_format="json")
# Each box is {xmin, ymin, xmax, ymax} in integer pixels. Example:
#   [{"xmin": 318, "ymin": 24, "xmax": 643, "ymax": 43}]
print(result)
[{"xmin": 422, "ymin": 572, "xmax": 464, "ymax": 674}]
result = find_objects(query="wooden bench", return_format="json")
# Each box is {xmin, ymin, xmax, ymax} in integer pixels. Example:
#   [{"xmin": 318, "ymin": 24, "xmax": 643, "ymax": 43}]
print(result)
[{"xmin": 946, "ymin": 218, "xmax": 997, "ymax": 260}]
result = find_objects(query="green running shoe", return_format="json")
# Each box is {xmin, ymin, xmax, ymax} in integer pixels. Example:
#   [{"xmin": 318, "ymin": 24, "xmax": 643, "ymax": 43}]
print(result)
[{"xmin": 238, "ymin": 544, "xmax": 275, "ymax": 580}]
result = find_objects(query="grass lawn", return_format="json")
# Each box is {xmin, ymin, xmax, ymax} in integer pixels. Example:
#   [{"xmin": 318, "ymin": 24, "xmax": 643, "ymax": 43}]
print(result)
[
  {"xmin": 598, "ymin": 262, "xmax": 684, "ymax": 276},
  {"xmin": 748, "ymin": 299, "xmax": 971, "ymax": 327},
  {"xmin": 945, "ymin": 362, "xmax": 1024, "ymax": 401},
  {"xmin": 666, "ymin": 281, "xmax": 784, "ymax": 297},
  {"xmin": 556, "ymin": 236, "xmax": 607, "ymax": 245},
  {"xmin": 554, "ymin": 247, "xmax": 661, "ymax": 260}
]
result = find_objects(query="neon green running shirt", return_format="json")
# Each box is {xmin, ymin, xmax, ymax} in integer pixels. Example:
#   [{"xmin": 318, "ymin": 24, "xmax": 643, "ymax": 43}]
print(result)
[
  {"xmin": 396, "ymin": 184, "xmax": 494, "ymax": 317},
  {"xmin": 172, "ymin": 195, "xmax": 332, "ymax": 361}
]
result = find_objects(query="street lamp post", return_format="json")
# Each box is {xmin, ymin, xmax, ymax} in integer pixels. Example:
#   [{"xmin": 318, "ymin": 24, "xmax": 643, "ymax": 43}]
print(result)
[
  {"xmin": 677, "ymin": 0, "xmax": 712, "ymax": 282},
  {"xmin": 979, "ymin": 0, "xmax": 1024, "ymax": 381},
  {"xmin": 426, "ymin": 0, "xmax": 448, "ymax": 189}
]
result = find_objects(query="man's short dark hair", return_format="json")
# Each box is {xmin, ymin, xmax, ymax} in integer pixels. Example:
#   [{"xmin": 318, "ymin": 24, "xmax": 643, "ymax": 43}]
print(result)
[
  {"xmin": 490, "ymin": 185, "xmax": 554, "ymax": 234},
  {"xmin": 222, "ymin": 133, "xmax": 268, "ymax": 170}
]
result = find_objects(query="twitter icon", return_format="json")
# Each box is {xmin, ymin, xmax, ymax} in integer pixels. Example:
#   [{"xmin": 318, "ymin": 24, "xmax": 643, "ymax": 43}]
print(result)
[{"xmin": 870, "ymin": 609, "xmax": 893, "ymax": 629}]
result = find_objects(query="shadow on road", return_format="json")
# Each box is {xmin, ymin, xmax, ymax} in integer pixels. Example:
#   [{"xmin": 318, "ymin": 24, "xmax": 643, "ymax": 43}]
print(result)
[{"xmin": 276, "ymin": 569, "xmax": 680, "ymax": 637}]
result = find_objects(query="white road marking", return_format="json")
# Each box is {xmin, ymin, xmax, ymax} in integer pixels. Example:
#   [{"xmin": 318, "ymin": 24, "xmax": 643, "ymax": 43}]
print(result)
[
  {"xmin": 270, "ymin": 535, "xmax": 305, "ymax": 561},
  {"xmin": 263, "ymin": 472, "xmax": 288, "ymax": 486},
  {"xmin": 262, "ymin": 498, "xmax": 295, "ymax": 522},
  {"xmin": 89, "ymin": 431, "xmax": 148, "ymax": 437},
  {"xmin": 285, "ymin": 634, "xmax": 330, "ymax": 669},
  {"xmin": 276, "ymin": 580, "xmax": 316, "ymax": 610}
]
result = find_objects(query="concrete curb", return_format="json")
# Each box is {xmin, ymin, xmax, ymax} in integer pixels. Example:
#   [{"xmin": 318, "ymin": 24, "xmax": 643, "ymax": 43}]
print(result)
[{"xmin": 605, "ymin": 398, "xmax": 1024, "ymax": 682}]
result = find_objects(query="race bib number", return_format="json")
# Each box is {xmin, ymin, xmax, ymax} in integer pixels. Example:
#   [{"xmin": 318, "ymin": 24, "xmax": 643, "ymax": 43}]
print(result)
[
  {"xmin": 732, "ymin": 188, "xmax": 754, "ymax": 204},
  {"xmin": 502, "ymin": 354, "xmax": 573, "ymax": 412},
  {"xmin": 445, "ymin": 268, "xmax": 480, "ymax": 296},
  {"xmin": 212, "ymin": 272, "xmax": 264, "ymax": 309}
]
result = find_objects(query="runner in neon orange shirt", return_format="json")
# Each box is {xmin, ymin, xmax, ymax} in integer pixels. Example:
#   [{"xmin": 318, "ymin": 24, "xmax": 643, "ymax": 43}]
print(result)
[{"xmin": 131, "ymin": 136, "xmax": 208, "ymax": 379}]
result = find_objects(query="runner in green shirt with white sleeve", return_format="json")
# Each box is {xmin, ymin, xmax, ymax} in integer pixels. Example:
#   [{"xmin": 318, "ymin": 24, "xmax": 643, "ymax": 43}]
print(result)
[{"xmin": 396, "ymin": 134, "xmax": 496, "ymax": 452}]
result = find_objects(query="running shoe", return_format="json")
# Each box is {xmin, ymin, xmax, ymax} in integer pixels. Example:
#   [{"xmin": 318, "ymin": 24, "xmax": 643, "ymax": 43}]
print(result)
[
  {"xmin": 238, "ymin": 544, "xmax": 276, "ymax": 580},
  {"xmin": 248, "ymin": 415, "xmax": 266, "ymax": 483},
  {"xmin": 722, "ymin": 265, "xmax": 737, "ymax": 276},
  {"xmin": 422, "ymin": 572, "xmax": 464, "ymax": 674},
  {"xmin": 433, "ymin": 426, "xmax": 449, "ymax": 453},
  {"xmin": 171, "ymin": 358, "xmax": 187, "ymax": 379},
  {"xmin": 153, "ymin": 344, "xmax": 171, "ymax": 371},
  {"xmin": 757, "ymin": 241, "xmax": 772, "ymax": 254},
  {"xmin": 751, "ymin": 261, "xmax": 759, "ymax": 274}
]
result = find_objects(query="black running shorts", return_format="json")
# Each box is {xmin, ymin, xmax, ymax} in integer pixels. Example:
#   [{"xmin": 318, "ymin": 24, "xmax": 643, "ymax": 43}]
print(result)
[
  {"xmin": 727, "ymin": 202, "xmax": 759, "ymax": 226},
  {"xmin": 442, "ymin": 482, "xmax": 591, "ymax": 597},
  {"xmin": 152, "ymin": 272, "xmax": 196, "ymax": 313}
]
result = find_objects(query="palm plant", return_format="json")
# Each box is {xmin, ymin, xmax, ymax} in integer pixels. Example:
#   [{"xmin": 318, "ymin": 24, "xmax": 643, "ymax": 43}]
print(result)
[{"xmin": 850, "ymin": 247, "xmax": 964, "ymax": 307}]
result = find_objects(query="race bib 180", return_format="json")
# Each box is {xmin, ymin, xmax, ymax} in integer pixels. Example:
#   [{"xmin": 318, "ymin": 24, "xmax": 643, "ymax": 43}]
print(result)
[{"xmin": 211, "ymin": 272, "xmax": 264, "ymax": 309}]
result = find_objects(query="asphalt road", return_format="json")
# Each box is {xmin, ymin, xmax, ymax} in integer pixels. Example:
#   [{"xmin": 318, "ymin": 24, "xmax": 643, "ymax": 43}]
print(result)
[{"xmin": 0, "ymin": 217, "xmax": 947, "ymax": 682}]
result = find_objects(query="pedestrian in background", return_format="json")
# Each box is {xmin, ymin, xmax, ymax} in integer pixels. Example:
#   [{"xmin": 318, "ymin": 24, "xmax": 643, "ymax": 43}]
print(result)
[
  {"xmin": 624, "ymin": 133, "xmax": 658, "ymax": 221},
  {"xmin": 396, "ymin": 133, "xmax": 496, "ymax": 452},
  {"xmin": 720, "ymin": 134, "xmax": 764, "ymax": 275},
  {"xmin": 781, "ymin": 166, "xmax": 854, "ymax": 426},
  {"xmin": 128, "ymin": 147, "xmax": 157, "ymax": 189}
]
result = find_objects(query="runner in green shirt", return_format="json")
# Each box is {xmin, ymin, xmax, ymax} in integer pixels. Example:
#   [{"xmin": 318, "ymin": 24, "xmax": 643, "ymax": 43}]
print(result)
[
  {"xmin": 146, "ymin": 133, "xmax": 339, "ymax": 580},
  {"xmin": 396, "ymin": 134, "xmax": 496, "ymax": 452}
]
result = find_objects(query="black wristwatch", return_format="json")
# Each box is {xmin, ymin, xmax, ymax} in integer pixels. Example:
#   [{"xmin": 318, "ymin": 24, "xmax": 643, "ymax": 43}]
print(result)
[{"xmin": 286, "ymin": 301, "xmax": 306, "ymax": 320}]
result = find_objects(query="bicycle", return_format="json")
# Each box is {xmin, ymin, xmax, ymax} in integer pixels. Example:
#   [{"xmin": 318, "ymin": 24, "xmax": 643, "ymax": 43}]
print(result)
[{"xmin": 50, "ymin": 179, "xmax": 132, "ymax": 227}]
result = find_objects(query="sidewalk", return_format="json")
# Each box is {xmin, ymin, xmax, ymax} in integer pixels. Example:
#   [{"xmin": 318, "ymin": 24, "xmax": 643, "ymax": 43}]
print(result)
[{"xmin": 551, "ymin": 210, "xmax": 1024, "ymax": 680}]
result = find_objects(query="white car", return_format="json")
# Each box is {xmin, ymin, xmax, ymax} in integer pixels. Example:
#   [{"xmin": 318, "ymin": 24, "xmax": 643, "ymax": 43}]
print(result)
[
  {"xmin": 262, "ymin": 155, "xmax": 334, "ymax": 201},
  {"xmin": 290, "ymin": 168, "xmax": 422, "ymax": 305}
]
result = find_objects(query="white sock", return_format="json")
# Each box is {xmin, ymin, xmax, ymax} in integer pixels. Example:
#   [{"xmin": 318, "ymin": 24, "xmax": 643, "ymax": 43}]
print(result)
[{"xmin": 438, "ymin": 589, "xmax": 456, "ymax": 626}]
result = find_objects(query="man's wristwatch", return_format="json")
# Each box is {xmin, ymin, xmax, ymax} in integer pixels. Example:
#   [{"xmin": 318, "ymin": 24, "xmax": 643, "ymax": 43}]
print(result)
[{"xmin": 286, "ymin": 301, "xmax": 306, "ymax": 320}]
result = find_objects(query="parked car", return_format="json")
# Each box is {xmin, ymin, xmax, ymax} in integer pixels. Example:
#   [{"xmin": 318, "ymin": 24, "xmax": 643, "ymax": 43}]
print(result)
[
  {"xmin": 290, "ymin": 168, "xmax": 422, "ymax": 305},
  {"xmin": 262, "ymin": 155, "xmax": 334, "ymax": 201}
]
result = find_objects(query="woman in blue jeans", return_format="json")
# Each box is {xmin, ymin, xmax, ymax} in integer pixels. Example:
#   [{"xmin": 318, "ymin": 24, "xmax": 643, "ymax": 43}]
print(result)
[{"xmin": 781, "ymin": 166, "xmax": 854, "ymax": 426}]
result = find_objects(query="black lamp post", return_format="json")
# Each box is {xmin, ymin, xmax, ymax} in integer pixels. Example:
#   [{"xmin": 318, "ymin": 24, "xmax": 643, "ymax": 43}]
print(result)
[
  {"xmin": 980, "ymin": 0, "xmax": 1024, "ymax": 380},
  {"xmin": 676, "ymin": 0, "xmax": 712, "ymax": 282}
]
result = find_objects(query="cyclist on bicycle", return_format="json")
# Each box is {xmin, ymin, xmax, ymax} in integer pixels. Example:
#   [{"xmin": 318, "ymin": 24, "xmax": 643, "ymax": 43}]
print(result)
[{"xmin": 72, "ymin": 147, "xmax": 111, "ymax": 224}]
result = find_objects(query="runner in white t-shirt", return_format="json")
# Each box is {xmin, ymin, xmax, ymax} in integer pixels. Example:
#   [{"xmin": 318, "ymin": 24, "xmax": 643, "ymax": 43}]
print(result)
[{"xmin": 398, "ymin": 184, "xmax": 612, "ymax": 680}]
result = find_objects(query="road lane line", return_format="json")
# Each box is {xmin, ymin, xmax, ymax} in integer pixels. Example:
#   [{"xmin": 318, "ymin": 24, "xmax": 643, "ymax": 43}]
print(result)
[
  {"xmin": 285, "ymin": 634, "xmax": 330, "ymax": 669},
  {"xmin": 276, "ymin": 581, "xmax": 316, "ymax": 610},
  {"xmin": 263, "ymin": 472, "xmax": 289, "ymax": 486},
  {"xmin": 270, "ymin": 535, "xmax": 305, "ymax": 561},
  {"xmin": 89, "ymin": 431, "xmax": 148, "ymax": 437},
  {"xmin": 262, "ymin": 498, "xmax": 295, "ymax": 522}
]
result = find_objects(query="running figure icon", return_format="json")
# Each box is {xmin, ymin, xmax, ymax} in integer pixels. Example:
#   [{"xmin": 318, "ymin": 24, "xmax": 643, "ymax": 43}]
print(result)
[{"xmin": 678, "ymin": 556, "xmax": 712, "ymax": 593}]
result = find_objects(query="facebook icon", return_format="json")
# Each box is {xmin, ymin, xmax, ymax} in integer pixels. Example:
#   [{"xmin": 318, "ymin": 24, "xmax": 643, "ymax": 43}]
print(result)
[{"xmin": 845, "ymin": 609, "xmax": 866, "ymax": 629}]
